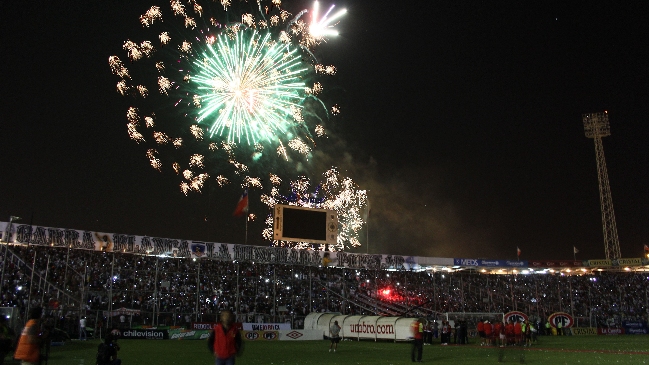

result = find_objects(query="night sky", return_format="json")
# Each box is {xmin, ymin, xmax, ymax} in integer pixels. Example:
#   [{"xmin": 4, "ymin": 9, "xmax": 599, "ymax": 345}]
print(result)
[{"xmin": 1, "ymin": 1, "xmax": 647, "ymax": 260}]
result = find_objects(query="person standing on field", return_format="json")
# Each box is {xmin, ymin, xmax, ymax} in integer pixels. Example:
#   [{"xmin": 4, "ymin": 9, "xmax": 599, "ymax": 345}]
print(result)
[
  {"xmin": 208, "ymin": 310, "xmax": 242, "ymax": 365},
  {"xmin": 411, "ymin": 319, "xmax": 424, "ymax": 362},
  {"xmin": 329, "ymin": 320, "xmax": 341, "ymax": 352},
  {"xmin": 79, "ymin": 317, "xmax": 87, "ymax": 341}
]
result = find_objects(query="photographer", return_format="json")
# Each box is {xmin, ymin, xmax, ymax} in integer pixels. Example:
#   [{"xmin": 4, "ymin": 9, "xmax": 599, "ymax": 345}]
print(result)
[
  {"xmin": 14, "ymin": 307, "xmax": 42, "ymax": 365},
  {"xmin": 96, "ymin": 333, "xmax": 121, "ymax": 365}
]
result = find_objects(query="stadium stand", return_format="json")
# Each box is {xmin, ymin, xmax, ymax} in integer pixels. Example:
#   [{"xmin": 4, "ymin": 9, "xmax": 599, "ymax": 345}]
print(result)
[{"xmin": 1, "ymin": 244, "xmax": 648, "ymax": 338}]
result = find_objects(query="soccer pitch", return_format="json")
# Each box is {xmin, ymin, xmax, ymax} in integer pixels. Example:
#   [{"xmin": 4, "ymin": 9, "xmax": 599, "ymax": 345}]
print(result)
[{"xmin": 40, "ymin": 336, "xmax": 649, "ymax": 365}]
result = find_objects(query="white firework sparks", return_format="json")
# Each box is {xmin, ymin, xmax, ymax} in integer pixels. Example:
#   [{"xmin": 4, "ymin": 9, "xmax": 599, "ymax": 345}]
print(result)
[
  {"xmin": 189, "ymin": 154, "xmax": 205, "ymax": 168},
  {"xmin": 262, "ymin": 168, "xmax": 367, "ymax": 251},
  {"xmin": 190, "ymin": 125, "xmax": 204, "ymax": 140},
  {"xmin": 140, "ymin": 6, "xmax": 163, "ymax": 27},
  {"xmin": 308, "ymin": 1, "xmax": 346, "ymax": 40}
]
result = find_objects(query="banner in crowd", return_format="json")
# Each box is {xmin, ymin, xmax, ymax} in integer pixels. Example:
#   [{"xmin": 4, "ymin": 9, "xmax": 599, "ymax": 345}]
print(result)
[
  {"xmin": 3, "ymin": 221, "xmax": 647, "ymax": 269},
  {"xmin": 0, "ymin": 222, "xmax": 421, "ymax": 270},
  {"xmin": 587, "ymin": 258, "xmax": 644, "ymax": 267},
  {"xmin": 103, "ymin": 307, "xmax": 141, "ymax": 317},
  {"xmin": 528, "ymin": 260, "xmax": 583, "ymax": 268}
]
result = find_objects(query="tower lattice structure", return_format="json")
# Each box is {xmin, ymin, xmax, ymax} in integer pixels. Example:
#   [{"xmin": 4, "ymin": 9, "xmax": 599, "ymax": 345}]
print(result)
[{"xmin": 583, "ymin": 112, "xmax": 621, "ymax": 260}]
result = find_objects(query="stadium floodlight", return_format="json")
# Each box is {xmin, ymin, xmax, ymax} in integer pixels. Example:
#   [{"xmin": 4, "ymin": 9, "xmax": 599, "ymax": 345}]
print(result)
[{"xmin": 582, "ymin": 111, "xmax": 621, "ymax": 260}]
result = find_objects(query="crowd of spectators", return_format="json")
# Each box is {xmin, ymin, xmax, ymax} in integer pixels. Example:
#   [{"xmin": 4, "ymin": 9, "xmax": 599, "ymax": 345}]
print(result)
[{"xmin": 1, "ymin": 244, "xmax": 647, "ymax": 335}]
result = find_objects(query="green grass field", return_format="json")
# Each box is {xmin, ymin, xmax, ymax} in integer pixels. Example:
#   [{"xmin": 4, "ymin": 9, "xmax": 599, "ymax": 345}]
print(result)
[{"xmin": 17, "ymin": 335, "xmax": 649, "ymax": 365}]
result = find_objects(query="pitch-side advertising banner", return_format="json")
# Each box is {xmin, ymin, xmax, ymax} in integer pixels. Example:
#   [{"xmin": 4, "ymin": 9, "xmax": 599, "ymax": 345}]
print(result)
[
  {"xmin": 597, "ymin": 327, "xmax": 624, "ymax": 335},
  {"xmin": 120, "ymin": 329, "xmax": 168, "ymax": 340},
  {"xmin": 622, "ymin": 321, "xmax": 649, "ymax": 335},
  {"xmin": 242, "ymin": 323, "xmax": 291, "ymax": 331},
  {"xmin": 453, "ymin": 259, "xmax": 528, "ymax": 267},
  {"xmin": 168, "ymin": 329, "xmax": 212, "ymax": 340},
  {"xmin": 278, "ymin": 330, "xmax": 323, "ymax": 341},
  {"xmin": 304, "ymin": 313, "xmax": 417, "ymax": 341},
  {"xmin": 571, "ymin": 328, "xmax": 597, "ymax": 335},
  {"xmin": 191, "ymin": 322, "xmax": 217, "ymax": 330},
  {"xmin": 243, "ymin": 331, "xmax": 279, "ymax": 341},
  {"xmin": 548, "ymin": 312, "xmax": 574, "ymax": 329}
]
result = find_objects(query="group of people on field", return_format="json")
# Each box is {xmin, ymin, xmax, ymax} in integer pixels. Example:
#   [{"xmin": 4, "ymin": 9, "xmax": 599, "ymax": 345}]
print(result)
[{"xmin": 477, "ymin": 318, "xmax": 536, "ymax": 347}]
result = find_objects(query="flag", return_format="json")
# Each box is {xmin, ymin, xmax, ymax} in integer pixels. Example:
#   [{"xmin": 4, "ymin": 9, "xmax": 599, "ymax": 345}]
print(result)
[
  {"xmin": 644, "ymin": 244, "xmax": 649, "ymax": 252},
  {"xmin": 322, "ymin": 252, "xmax": 332, "ymax": 267},
  {"xmin": 573, "ymin": 246, "xmax": 579, "ymax": 254},
  {"xmin": 233, "ymin": 188, "xmax": 249, "ymax": 217},
  {"xmin": 94, "ymin": 232, "xmax": 114, "ymax": 252},
  {"xmin": 190, "ymin": 242, "xmax": 207, "ymax": 259},
  {"xmin": 517, "ymin": 247, "xmax": 521, "ymax": 258}
]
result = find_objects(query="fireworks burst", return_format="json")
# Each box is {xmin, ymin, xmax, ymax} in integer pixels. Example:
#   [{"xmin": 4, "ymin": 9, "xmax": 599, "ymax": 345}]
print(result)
[
  {"xmin": 261, "ymin": 168, "xmax": 367, "ymax": 251},
  {"xmin": 109, "ymin": 1, "xmax": 364, "ymax": 251},
  {"xmin": 109, "ymin": 0, "xmax": 346, "ymax": 194}
]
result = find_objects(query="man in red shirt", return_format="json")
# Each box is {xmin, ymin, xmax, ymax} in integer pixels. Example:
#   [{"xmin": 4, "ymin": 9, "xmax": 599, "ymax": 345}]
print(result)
[
  {"xmin": 494, "ymin": 320, "xmax": 504, "ymax": 347},
  {"xmin": 477, "ymin": 319, "xmax": 485, "ymax": 346},
  {"xmin": 505, "ymin": 319, "xmax": 515, "ymax": 346},
  {"xmin": 483, "ymin": 320, "xmax": 493, "ymax": 346},
  {"xmin": 208, "ymin": 310, "xmax": 242, "ymax": 365},
  {"xmin": 513, "ymin": 319, "xmax": 523, "ymax": 346}
]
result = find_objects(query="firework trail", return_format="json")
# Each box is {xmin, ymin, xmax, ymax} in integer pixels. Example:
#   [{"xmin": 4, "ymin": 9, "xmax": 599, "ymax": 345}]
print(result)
[{"xmin": 109, "ymin": 0, "xmax": 346, "ymax": 194}]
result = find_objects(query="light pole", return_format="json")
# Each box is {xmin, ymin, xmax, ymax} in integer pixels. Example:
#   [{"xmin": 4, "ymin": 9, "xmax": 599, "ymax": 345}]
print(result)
[
  {"xmin": 1, "ymin": 216, "xmax": 21, "ymax": 289},
  {"xmin": 583, "ymin": 112, "xmax": 621, "ymax": 259}
]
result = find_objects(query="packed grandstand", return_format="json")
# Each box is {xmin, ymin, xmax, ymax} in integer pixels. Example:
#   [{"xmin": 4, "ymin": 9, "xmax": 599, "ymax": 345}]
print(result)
[{"xmin": 1, "ymin": 221, "xmax": 648, "ymax": 338}]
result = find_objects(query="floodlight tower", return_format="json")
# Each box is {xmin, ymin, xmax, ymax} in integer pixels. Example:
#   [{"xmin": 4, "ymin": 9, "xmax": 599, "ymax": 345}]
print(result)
[{"xmin": 583, "ymin": 111, "xmax": 621, "ymax": 260}]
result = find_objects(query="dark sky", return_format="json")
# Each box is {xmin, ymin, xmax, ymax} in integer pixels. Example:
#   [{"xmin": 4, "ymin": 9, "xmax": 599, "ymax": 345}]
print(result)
[{"xmin": 1, "ymin": 1, "xmax": 647, "ymax": 260}]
